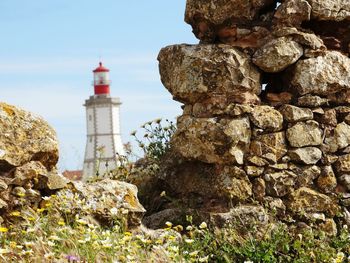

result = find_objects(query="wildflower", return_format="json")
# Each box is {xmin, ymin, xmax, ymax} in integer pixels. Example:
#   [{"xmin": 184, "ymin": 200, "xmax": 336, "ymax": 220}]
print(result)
[
  {"xmin": 10, "ymin": 211, "xmax": 21, "ymax": 217},
  {"xmin": 44, "ymin": 252, "xmax": 55, "ymax": 260},
  {"xmin": 335, "ymin": 252, "xmax": 345, "ymax": 263},
  {"xmin": 47, "ymin": 241, "xmax": 55, "ymax": 247},
  {"xmin": 189, "ymin": 251, "xmax": 199, "ymax": 257},
  {"xmin": 110, "ymin": 207, "xmax": 119, "ymax": 215},
  {"xmin": 36, "ymin": 208, "xmax": 45, "ymax": 213},
  {"xmin": 199, "ymin": 222, "xmax": 207, "ymax": 229},
  {"xmin": 66, "ymin": 255, "xmax": 80, "ymax": 262},
  {"xmin": 0, "ymin": 227, "xmax": 8, "ymax": 233},
  {"xmin": 244, "ymin": 261, "xmax": 254, "ymax": 263},
  {"xmin": 160, "ymin": 191, "xmax": 166, "ymax": 197},
  {"xmin": 185, "ymin": 239, "xmax": 194, "ymax": 244},
  {"xmin": 9, "ymin": 242, "xmax": 17, "ymax": 248},
  {"xmin": 58, "ymin": 220, "xmax": 65, "ymax": 226},
  {"xmin": 174, "ymin": 225, "xmax": 183, "ymax": 232},
  {"xmin": 165, "ymin": 221, "xmax": 173, "ymax": 228},
  {"xmin": 49, "ymin": 235, "xmax": 61, "ymax": 241},
  {"xmin": 154, "ymin": 118, "xmax": 162, "ymax": 124},
  {"xmin": 124, "ymin": 231, "xmax": 132, "ymax": 236},
  {"xmin": 199, "ymin": 256, "xmax": 210, "ymax": 262},
  {"xmin": 186, "ymin": 226, "xmax": 193, "ymax": 231},
  {"xmin": 76, "ymin": 218, "xmax": 88, "ymax": 225}
]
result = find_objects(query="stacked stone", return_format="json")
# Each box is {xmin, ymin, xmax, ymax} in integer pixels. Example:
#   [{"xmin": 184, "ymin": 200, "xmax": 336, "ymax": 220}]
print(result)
[{"xmin": 156, "ymin": 0, "xmax": 350, "ymax": 233}]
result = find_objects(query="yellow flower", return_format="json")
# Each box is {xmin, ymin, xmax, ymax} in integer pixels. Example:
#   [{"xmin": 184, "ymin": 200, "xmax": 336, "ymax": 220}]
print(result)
[
  {"xmin": 36, "ymin": 208, "xmax": 45, "ymax": 213},
  {"xmin": 10, "ymin": 211, "xmax": 21, "ymax": 217},
  {"xmin": 189, "ymin": 251, "xmax": 199, "ymax": 257},
  {"xmin": 9, "ymin": 242, "xmax": 16, "ymax": 249},
  {"xmin": 165, "ymin": 221, "xmax": 173, "ymax": 228},
  {"xmin": 199, "ymin": 222, "xmax": 207, "ymax": 229},
  {"xmin": 0, "ymin": 227, "xmax": 8, "ymax": 233},
  {"xmin": 58, "ymin": 221, "xmax": 65, "ymax": 226},
  {"xmin": 124, "ymin": 231, "xmax": 132, "ymax": 236}
]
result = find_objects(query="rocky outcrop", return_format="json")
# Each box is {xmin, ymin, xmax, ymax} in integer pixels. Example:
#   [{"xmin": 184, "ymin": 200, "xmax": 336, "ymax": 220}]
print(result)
[
  {"xmin": 143, "ymin": 0, "xmax": 350, "ymax": 233},
  {"xmin": 0, "ymin": 102, "xmax": 145, "ymax": 230}
]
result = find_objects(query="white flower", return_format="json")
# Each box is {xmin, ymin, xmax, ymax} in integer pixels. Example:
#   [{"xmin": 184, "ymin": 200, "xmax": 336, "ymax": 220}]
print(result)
[
  {"xmin": 199, "ymin": 222, "xmax": 207, "ymax": 229},
  {"xmin": 199, "ymin": 256, "xmax": 210, "ymax": 262},
  {"xmin": 110, "ymin": 207, "xmax": 119, "ymax": 215},
  {"xmin": 160, "ymin": 191, "xmax": 166, "ymax": 197},
  {"xmin": 184, "ymin": 239, "xmax": 194, "ymax": 244},
  {"xmin": 186, "ymin": 226, "xmax": 193, "ymax": 231},
  {"xmin": 165, "ymin": 221, "xmax": 173, "ymax": 228}
]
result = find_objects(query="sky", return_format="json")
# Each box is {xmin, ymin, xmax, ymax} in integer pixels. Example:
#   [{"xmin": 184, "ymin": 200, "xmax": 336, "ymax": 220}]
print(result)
[{"xmin": 0, "ymin": 0, "xmax": 197, "ymax": 171}]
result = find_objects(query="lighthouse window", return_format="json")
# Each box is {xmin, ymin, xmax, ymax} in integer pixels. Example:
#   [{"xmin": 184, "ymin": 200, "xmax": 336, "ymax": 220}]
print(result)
[
  {"xmin": 89, "ymin": 137, "xmax": 92, "ymax": 143},
  {"xmin": 89, "ymin": 115, "xmax": 92, "ymax": 121}
]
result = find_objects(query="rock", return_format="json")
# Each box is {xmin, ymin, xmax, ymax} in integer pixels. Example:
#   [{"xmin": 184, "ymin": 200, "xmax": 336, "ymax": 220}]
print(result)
[
  {"xmin": 335, "ymin": 154, "xmax": 350, "ymax": 175},
  {"xmin": 288, "ymin": 147, "xmax": 322, "ymax": 164},
  {"xmin": 61, "ymin": 179, "xmax": 146, "ymax": 228},
  {"xmin": 274, "ymin": 0, "xmax": 311, "ymax": 26},
  {"xmin": 249, "ymin": 106, "xmax": 283, "ymax": 131},
  {"xmin": 253, "ymin": 37, "xmax": 303, "ymax": 72},
  {"xmin": 245, "ymin": 166, "xmax": 265, "ymax": 177},
  {"xmin": 185, "ymin": 0, "xmax": 275, "ymax": 41},
  {"xmin": 47, "ymin": 173, "xmax": 69, "ymax": 190},
  {"xmin": 324, "ymin": 122, "xmax": 350, "ymax": 153},
  {"xmin": 286, "ymin": 121, "xmax": 323, "ymax": 147},
  {"xmin": 252, "ymin": 178, "xmax": 266, "ymax": 201},
  {"xmin": 279, "ymin": 104, "xmax": 313, "ymax": 122},
  {"xmin": 319, "ymin": 219, "xmax": 338, "ymax": 236},
  {"xmin": 0, "ymin": 103, "xmax": 58, "ymax": 171},
  {"xmin": 339, "ymin": 174, "xmax": 350, "ymax": 191},
  {"xmin": 143, "ymin": 208, "xmax": 190, "ymax": 229},
  {"xmin": 264, "ymin": 171, "xmax": 297, "ymax": 197},
  {"xmin": 172, "ymin": 116, "xmax": 251, "ymax": 165},
  {"xmin": 316, "ymin": 108, "xmax": 337, "ymax": 126},
  {"xmin": 265, "ymin": 92, "xmax": 293, "ymax": 107},
  {"xmin": 11, "ymin": 161, "xmax": 48, "ymax": 186},
  {"xmin": 328, "ymin": 89, "xmax": 350, "ymax": 105},
  {"xmin": 0, "ymin": 199, "xmax": 7, "ymax": 209},
  {"xmin": 274, "ymin": 27, "xmax": 325, "ymax": 50},
  {"xmin": 264, "ymin": 197, "xmax": 286, "ymax": 217},
  {"xmin": 216, "ymin": 166, "xmax": 252, "ymax": 201},
  {"xmin": 250, "ymin": 132, "xmax": 287, "ymax": 163},
  {"xmin": 287, "ymin": 187, "xmax": 338, "ymax": 216},
  {"xmin": 210, "ymin": 205, "xmax": 270, "ymax": 238},
  {"xmin": 289, "ymin": 164, "xmax": 321, "ymax": 187},
  {"xmin": 158, "ymin": 45, "xmax": 261, "ymax": 104},
  {"xmin": 12, "ymin": 186, "xmax": 26, "ymax": 197},
  {"xmin": 25, "ymin": 189, "xmax": 41, "ymax": 203},
  {"xmin": 307, "ymin": 0, "xmax": 350, "ymax": 22},
  {"xmin": 0, "ymin": 180, "xmax": 8, "ymax": 191},
  {"xmin": 317, "ymin": 166, "xmax": 337, "ymax": 193},
  {"xmin": 296, "ymin": 95, "xmax": 329, "ymax": 107},
  {"xmin": 291, "ymin": 51, "xmax": 350, "ymax": 96}
]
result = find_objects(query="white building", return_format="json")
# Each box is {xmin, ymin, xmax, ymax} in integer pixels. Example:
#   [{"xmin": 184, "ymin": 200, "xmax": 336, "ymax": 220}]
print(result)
[{"xmin": 82, "ymin": 62, "xmax": 125, "ymax": 181}]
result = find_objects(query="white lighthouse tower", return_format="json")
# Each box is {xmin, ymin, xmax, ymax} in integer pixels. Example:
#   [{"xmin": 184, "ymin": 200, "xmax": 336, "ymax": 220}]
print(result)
[{"xmin": 82, "ymin": 62, "xmax": 125, "ymax": 181}]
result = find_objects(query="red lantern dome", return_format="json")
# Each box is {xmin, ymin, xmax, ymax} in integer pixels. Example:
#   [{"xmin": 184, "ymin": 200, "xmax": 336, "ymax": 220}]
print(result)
[{"xmin": 93, "ymin": 62, "xmax": 110, "ymax": 95}]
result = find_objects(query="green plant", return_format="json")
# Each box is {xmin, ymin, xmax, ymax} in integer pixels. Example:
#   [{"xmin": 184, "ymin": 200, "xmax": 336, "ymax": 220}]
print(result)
[{"xmin": 131, "ymin": 118, "xmax": 176, "ymax": 161}]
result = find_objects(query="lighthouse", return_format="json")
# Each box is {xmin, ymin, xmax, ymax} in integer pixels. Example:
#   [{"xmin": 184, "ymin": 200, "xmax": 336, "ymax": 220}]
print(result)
[{"xmin": 82, "ymin": 62, "xmax": 125, "ymax": 181}]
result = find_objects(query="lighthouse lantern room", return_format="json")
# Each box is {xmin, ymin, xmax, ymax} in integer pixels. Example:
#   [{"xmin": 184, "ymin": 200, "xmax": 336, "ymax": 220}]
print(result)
[{"xmin": 82, "ymin": 62, "xmax": 125, "ymax": 181}]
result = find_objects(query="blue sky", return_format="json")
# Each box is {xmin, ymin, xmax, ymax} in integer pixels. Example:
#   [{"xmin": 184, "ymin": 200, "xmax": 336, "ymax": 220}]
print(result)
[{"xmin": 0, "ymin": 0, "xmax": 197, "ymax": 170}]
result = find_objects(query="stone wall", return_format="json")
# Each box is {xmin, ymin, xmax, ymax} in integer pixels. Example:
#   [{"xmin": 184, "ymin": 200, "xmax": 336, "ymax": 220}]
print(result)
[{"xmin": 154, "ymin": 0, "xmax": 350, "ymax": 233}]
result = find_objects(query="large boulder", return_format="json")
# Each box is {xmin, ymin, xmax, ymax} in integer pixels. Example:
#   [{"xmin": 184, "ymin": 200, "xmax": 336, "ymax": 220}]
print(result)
[
  {"xmin": 158, "ymin": 44, "xmax": 261, "ymax": 105},
  {"xmin": 274, "ymin": 0, "xmax": 312, "ymax": 26},
  {"xmin": 0, "ymin": 102, "xmax": 58, "ymax": 171},
  {"xmin": 291, "ymin": 51, "xmax": 350, "ymax": 96}
]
